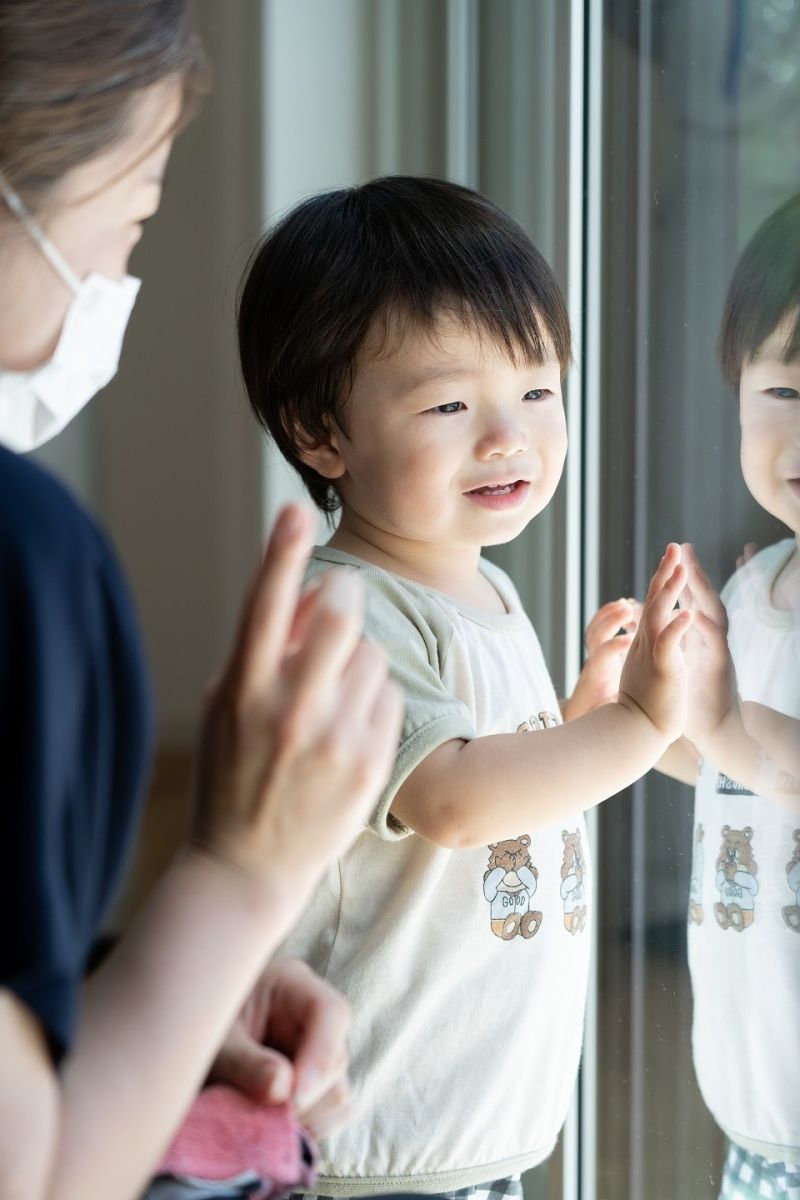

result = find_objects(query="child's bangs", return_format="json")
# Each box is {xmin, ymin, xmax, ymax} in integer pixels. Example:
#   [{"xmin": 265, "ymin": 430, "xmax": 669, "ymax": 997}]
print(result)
[
  {"xmin": 367, "ymin": 289, "xmax": 570, "ymax": 376},
  {"xmin": 720, "ymin": 193, "xmax": 800, "ymax": 386}
]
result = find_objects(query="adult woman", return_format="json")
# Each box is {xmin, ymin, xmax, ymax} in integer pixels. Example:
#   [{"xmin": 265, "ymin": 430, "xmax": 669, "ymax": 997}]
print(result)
[{"xmin": 0, "ymin": 3, "xmax": 401, "ymax": 1198}]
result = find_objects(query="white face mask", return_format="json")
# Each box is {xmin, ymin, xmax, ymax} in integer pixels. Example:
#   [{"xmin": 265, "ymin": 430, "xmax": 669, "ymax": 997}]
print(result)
[{"xmin": 0, "ymin": 172, "xmax": 140, "ymax": 453}]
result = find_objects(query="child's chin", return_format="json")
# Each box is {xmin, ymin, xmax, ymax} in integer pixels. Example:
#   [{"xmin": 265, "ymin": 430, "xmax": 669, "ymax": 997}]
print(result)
[{"xmin": 480, "ymin": 511, "xmax": 539, "ymax": 547}]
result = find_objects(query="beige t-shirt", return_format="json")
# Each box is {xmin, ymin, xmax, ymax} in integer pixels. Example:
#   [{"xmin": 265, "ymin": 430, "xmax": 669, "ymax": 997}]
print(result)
[
  {"xmin": 688, "ymin": 540, "xmax": 800, "ymax": 1163},
  {"xmin": 277, "ymin": 548, "xmax": 591, "ymax": 1195}
]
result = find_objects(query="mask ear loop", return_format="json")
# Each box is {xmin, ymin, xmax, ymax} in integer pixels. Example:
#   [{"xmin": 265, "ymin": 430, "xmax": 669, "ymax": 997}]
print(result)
[{"xmin": 0, "ymin": 169, "xmax": 82, "ymax": 295}]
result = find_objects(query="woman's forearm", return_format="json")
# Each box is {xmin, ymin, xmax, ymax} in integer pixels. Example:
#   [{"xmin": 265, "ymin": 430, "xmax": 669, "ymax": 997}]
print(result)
[{"xmin": 52, "ymin": 850, "xmax": 304, "ymax": 1200}]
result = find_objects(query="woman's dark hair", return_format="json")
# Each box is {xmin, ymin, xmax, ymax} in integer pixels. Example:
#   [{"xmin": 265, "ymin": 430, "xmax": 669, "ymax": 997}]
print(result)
[
  {"xmin": 719, "ymin": 193, "xmax": 800, "ymax": 389},
  {"xmin": 238, "ymin": 175, "xmax": 572, "ymax": 513},
  {"xmin": 0, "ymin": 0, "xmax": 208, "ymax": 205}
]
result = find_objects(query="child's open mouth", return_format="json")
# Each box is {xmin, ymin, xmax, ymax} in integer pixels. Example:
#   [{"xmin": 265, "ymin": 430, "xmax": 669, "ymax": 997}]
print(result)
[{"xmin": 465, "ymin": 479, "xmax": 530, "ymax": 509}]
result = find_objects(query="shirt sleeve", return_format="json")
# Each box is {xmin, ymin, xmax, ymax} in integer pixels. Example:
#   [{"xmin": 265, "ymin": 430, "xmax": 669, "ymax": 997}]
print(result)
[
  {"xmin": 306, "ymin": 560, "xmax": 477, "ymax": 841},
  {"xmin": 0, "ymin": 450, "xmax": 153, "ymax": 1060}
]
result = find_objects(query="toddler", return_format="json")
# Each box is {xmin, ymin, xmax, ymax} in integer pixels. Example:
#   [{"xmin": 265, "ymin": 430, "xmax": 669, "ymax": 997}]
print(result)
[{"xmin": 238, "ymin": 176, "xmax": 690, "ymax": 1198}]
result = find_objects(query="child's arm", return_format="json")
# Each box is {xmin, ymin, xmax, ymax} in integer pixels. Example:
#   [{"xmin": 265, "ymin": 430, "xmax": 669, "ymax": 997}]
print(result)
[{"xmin": 392, "ymin": 544, "xmax": 691, "ymax": 849}]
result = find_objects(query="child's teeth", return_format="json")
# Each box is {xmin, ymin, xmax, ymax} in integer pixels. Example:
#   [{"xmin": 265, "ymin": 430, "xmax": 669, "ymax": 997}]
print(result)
[{"xmin": 479, "ymin": 484, "xmax": 514, "ymax": 495}]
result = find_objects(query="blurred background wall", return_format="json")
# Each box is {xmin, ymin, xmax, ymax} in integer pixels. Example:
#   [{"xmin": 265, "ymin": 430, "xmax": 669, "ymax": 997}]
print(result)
[{"xmin": 35, "ymin": 0, "xmax": 573, "ymax": 750}]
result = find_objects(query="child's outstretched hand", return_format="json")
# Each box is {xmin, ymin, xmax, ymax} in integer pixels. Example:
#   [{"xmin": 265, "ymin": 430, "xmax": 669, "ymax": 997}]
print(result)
[
  {"xmin": 618, "ymin": 543, "xmax": 692, "ymax": 743},
  {"xmin": 677, "ymin": 542, "xmax": 736, "ymax": 743},
  {"xmin": 564, "ymin": 597, "xmax": 642, "ymax": 720}
]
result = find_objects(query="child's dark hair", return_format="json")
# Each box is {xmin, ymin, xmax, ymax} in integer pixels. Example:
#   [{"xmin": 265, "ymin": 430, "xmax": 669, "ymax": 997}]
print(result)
[
  {"xmin": 719, "ymin": 193, "xmax": 800, "ymax": 389},
  {"xmin": 238, "ymin": 175, "xmax": 571, "ymax": 513}
]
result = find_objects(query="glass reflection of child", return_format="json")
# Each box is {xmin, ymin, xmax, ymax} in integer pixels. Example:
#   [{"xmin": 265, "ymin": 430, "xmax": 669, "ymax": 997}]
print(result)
[
  {"xmin": 238, "ymin": 177, "xmax": 691, "ymax": 1200},
  {"xmin": 669, "ymin": 195, "xmax": 800, "ymax": 1200}
]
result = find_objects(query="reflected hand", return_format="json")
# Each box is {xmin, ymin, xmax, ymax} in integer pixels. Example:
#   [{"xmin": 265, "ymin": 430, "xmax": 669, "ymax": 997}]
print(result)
[
  {"xmin": 564, "ymin": 597, "xmax": 641, "ymax": 720},
  {"xmin": 209, "ymin": 959, "xmax": 354, "ymax": 1142},
  {"xmin": 736, "ymin": 541, "xmax": 759, "ymax": 571},
  {"xmin": 678, "ymin": 542, "xmax": 735, "ymax": 742}
]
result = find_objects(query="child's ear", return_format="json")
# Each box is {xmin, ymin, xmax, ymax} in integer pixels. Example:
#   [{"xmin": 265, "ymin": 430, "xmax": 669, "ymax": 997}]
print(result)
[{"xmin": 295, "ymin": 422, "xmax": 346, "ymax": 481}]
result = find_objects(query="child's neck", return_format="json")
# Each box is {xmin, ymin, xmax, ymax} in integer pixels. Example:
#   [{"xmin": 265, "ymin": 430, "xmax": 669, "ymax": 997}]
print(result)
[{"xmin": 328, "ymin": 514, "xmax": 506, "ymax": 613}]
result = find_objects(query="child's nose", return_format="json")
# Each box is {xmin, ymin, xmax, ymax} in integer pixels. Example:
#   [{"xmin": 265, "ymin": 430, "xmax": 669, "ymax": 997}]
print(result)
[{"xmin": 474, "ymin": 417, "xmax": 528, "ymax": 460}]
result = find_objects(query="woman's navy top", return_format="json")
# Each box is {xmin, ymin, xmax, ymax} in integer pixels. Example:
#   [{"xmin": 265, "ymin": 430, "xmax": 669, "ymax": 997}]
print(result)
[{"xmin": 0, "ymin": 444, "xmax": 153, "ymax": 1060}]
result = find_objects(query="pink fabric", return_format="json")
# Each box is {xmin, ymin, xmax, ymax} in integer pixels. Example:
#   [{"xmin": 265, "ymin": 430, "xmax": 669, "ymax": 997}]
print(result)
[{"xmin": 159, "ymin": 1085, "xmax": 316, "ymax": 1197}]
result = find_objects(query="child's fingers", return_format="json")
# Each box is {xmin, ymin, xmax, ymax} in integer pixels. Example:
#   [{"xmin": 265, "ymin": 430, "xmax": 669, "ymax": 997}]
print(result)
[
  {"xmin": 229, "ymin": 504, "xmax": 316, "ymax": 704},
  {"xmin": 585, "ymin": 600, "xmax": 637, "ymax": 652},
  {"xmin": 653, "ymin": 607, "xmax": 692, "ymax": 671},
  {"xmin": 643, "ymin": 543, "xmax": 682, "ymax": 608},
  {"xmin": 586, "ymin": 633, "xmax": 634, "ymax": 672},
  {"xmin": 644, "ymin": 560, "xmax": 688, "ymax": 641},
  {"xmin": 691, "ymin": 610, "xmax": 730, "ymax": 662},
  {"xmin": 681, "ymin": 543, "xmax": 728, "ymax": 627},
  {"xmin": 739, "ymin": 541, "xmax": 759, "ymax": 568}
]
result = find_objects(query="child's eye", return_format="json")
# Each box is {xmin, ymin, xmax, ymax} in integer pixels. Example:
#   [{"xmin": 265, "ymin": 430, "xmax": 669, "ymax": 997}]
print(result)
[
  {"xmin": 429, "ymin": 401, "xmax": 465, "ymax": 414},
  {"xmin": 765, "ymin": 387, "xmax": 800, "ymax": 399},
  {"xmin": 523, "ymin": 389, "xmax": 550, "ymax": 402}
]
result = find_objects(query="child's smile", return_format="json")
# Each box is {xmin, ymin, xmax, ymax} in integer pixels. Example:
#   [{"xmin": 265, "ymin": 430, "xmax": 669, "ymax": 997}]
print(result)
[{"xmin": 463, "ymin": 477, "xmax": 532, "ymax": 510}]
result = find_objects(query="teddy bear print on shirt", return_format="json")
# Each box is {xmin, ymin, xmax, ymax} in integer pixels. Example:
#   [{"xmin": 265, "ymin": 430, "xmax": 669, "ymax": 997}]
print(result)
[
  {"xmin": 688, "ymin": 823, "xmax": 705, "ymax": 926},
  {"xmin": 560, "ymin": 829, "xmax": 588, "ymax": 934},
  {"xmin": 714, "ymin": 825, "xmax": 759, "ymax": 931},
  {"xmin": 783, "ymin": 830, "xmax": 800, "ymax": 932},
  {"xmin": 483, "ymin": 836, "xmax": 542, "ymax": 941}
]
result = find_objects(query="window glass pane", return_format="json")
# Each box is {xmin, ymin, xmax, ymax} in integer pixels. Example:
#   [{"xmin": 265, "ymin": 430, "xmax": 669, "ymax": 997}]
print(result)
[{"xmin": 598, "ymin": 3, "xmax": 800, "ymax": 1196}]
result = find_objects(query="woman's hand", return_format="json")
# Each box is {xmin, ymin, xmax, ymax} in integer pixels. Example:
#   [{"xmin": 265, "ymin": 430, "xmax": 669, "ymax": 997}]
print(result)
[
  {"xmin": 563, "ymin": 597, "xmax": 641, "ymax": 721},
  {"xmin": 191, "ymin": 503, "xmax": 403, "ymax": 914},
  {"xmin": 209, "ymin": 959, "xmax": 354, "ymax": 1142}
]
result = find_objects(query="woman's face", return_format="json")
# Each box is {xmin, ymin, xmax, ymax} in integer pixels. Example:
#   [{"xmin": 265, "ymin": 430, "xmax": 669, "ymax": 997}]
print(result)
[{"xmin": 0, "ymin": 77, "xmax": 182, "ymax": 370}]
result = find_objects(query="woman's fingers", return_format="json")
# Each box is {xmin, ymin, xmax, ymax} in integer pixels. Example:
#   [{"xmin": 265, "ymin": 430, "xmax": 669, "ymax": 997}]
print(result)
[
  {"xmin": 280, "ymin": 571, "xmax": 366, "ymax": 730},
  {"xmin": 367, "ymin": 679, "xmax": 405, "ymax": 781},
  {"xmin": 298, "ymin": 1076, "xmax": 356, "ymax": 1142},
  {"xmin": 229, "ymin": 505, "xmax": 316, "ymax": 703}
]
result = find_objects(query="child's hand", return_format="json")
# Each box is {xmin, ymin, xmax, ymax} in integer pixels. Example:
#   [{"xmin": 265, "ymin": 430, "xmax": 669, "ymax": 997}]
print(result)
[
  {"xmin": 618, "ymin": 543, "xmax": 692, "ymax": 742},
  {"xmin": 564, "ymin": 598, "xmax": 641, "ymax": 720},
  {"xmin": 677, "ymin": 543, "xmax": 736, "ymax": 743},
  {"xmin": 736, "ymin": 541, "xmax": 759, "ymax": 571}
]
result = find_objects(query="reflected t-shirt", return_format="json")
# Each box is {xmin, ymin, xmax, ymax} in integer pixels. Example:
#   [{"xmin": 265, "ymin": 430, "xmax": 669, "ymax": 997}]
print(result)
[
  {"xmin": 688, "ymin": 540, "xmax": 800, "ymax": 1163},
  {"xmin": 0, "ymin": 445, "xmax": 153, "ymax": 1061}
]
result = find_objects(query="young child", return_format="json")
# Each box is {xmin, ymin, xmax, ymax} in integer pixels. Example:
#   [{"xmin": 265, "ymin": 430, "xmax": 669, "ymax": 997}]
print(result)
[
  {"xmin": 238, "ymin": 176, "xmax": 690, "ymax": 1198},
  {"xmin": 670, "ymin": 195, "xmax": 800, "ymax": 1200}
]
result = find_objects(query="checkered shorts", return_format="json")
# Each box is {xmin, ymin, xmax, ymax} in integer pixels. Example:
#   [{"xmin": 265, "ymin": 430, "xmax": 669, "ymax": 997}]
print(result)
[
  {"xmin": 720, "ymin": 1143, "xmax": 800, "ymax": 1200},
  {"xmin": 309, "ymin": 1175, "xmax": 523, "ymax": 1200}
]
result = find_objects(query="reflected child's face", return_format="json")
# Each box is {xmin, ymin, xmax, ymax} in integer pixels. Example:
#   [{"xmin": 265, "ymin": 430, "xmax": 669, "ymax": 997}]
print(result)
[
  {"xmin": 310, "ymin": 312, "xmax": 567, "ymax": 557},
  {"xmin": 739, "ymin": 319, "xmax": 800, "ymax": 537}
]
